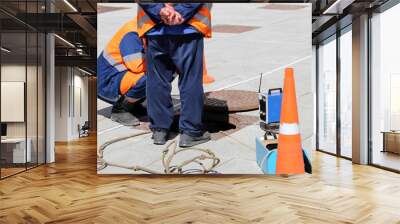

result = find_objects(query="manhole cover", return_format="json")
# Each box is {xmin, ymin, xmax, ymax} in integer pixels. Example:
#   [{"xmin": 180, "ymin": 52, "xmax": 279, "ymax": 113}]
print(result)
[
  {"xmin": 97, "ymin": 5, "xmax": 131, "ymax": 14},
  {"xmin": 204, "ymin": 90, "xmax": 259, "ymax": 112},
  {"xmin": 213, "ymin": 25, "xmax": 260, "ymax": 34},
  {"xmin": 259, "ymin": 4, "xmax": 307, "ymax": 10}
]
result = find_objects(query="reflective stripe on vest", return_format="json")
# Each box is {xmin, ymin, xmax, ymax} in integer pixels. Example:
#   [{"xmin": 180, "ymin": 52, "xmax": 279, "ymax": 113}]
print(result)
[
  {"xmin": 137, "ymin": 6, "xmax": 156, "ymax": 37},
  {"xmin": 279, "ymin": 123, "xmax": 299, "ymax": 135},
  {"xmin": 103, "ymin": 51, "xmax": 127, "ymax": 72},
  {"xmin": 123, "ymin": 52, "xmax": 145, "ymax": 63},
  {"xmin": 137, "ymin": 4, "xmax": 212, "ymax": 38},
  {"xmin": 123, "ymin": 52, "xmax": 145, "ymax": 74},
  {"xmin": 188, "ymin": 3, "xmax": 212, "ymax": 38},
  {"xmin": 193, "ymin": 13, "xmax": 209, "ymax": 26}
]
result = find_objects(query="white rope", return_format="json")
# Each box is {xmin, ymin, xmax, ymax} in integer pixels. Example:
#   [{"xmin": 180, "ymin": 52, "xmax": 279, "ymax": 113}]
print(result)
[{"xmin": 97, "ymin": 131, "xmax": 221, "ymax": 174}]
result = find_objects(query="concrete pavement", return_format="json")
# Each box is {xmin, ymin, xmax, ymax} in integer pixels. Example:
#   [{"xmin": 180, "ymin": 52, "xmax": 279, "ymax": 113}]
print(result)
[{"xmin": 97, "ymin": 3, "xmax": 313, "ymax": 174}]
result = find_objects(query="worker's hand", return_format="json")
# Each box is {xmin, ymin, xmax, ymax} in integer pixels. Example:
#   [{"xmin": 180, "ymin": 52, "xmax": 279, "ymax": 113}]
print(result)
[
  {"xmin": 160, "ymin": 4, "xmax": 184, "ymax": 25},
  {"xmin": 160, "ymin": 6, "xmax": 174, "ymax": 23},
  {"xmin": 167, "ymin": 11, "xmax": 184, "ymax": 25}
]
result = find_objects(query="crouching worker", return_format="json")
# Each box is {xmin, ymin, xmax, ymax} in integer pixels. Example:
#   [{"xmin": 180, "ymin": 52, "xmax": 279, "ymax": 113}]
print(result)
[{"xmin": 97, "ymin": 19, "xmax": 146, "ymax": 126}]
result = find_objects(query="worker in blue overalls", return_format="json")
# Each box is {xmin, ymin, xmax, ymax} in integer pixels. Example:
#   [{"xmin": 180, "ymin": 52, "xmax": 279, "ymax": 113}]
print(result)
[
  {"xmin": 137, "ymin": 3, "xmax": 212, "ymax": 147},
  {"xmin": 97, "ymin": 19, "xmax": 146, "ymax": 126}
]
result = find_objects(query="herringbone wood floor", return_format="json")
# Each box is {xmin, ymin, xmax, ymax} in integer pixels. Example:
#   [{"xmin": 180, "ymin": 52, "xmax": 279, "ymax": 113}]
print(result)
[{"xmin": 1, "ymin": 135, "xmax": 400, "ymax": 224}]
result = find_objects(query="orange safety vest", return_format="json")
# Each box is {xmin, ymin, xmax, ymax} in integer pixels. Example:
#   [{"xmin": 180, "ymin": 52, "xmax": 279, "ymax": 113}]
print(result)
[
  {"xmin": 102, "ymin": 19, "xmax": 146, "ymax": 95},
  {"xmin": 104, "ymin": 19, "xmax": 145, "ymax": 74},
  {"xmin": 137, "ymin": 3, "xmax": 212, "ymax": 38}
]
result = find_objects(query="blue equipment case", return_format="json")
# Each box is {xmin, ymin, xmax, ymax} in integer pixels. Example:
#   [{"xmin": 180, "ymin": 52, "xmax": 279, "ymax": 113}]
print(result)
[
  {"xmin": 259, "ymin": 88, "xmax": 282, "ymax": 125},
  {"xmin": 267, "ymin": 88, "xmax": 282, "ymax": 123}
]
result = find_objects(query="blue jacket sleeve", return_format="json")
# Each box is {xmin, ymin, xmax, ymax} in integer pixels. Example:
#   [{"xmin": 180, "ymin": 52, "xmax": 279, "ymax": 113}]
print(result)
[
  {"xmin": 138, "ymin": 3, "xmax": 164, "ymax": 23},
  {"xmin": 119, "ymin": 32, "xmax": 145, "ymax": 74},
  {"xmin": 173, "ymin": 3, "xmax": 202, "ymax": 22}
]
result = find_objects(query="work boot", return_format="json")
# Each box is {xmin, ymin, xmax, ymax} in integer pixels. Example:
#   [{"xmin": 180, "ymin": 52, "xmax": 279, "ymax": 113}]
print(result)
[
  {"xmin": 110, "ymin": 112, "xmax": 139, "ymax": 126},
  {"xmin": 110, "ymin": 96, "xmax": 140, "ymax": 126},
  {"xmin": 152, "ymin": 129, "xmax": 169, "ymax": 145},
  {"xmin": 179, "ymin": 132, "xmax": 211, "ymax": 148}
]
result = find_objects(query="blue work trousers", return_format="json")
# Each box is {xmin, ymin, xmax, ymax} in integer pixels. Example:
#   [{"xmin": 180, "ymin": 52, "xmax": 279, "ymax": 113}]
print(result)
[{"xmin": 146, "ymin": 34, "xmax": 204, "ymax": 136}]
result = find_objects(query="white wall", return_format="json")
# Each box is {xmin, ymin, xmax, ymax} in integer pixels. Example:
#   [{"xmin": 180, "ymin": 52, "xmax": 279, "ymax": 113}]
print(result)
[
  {"xmin": 1, "ymin": 65, "xmax": 34, "ymax": 138},
  {"xmin": 55, "ymin": 66, "xmax": 69, "ymax": 141},
  {"xmin": 1, "ymin": 65, "xmax": 26, "ymax": 133},
  {"xmin": 71, "ymin": 73, "xmax": 89, "ymax": 138},
  {"xmin": 55, "ymin": 67, "xmax": 89, "ymax": 141}
]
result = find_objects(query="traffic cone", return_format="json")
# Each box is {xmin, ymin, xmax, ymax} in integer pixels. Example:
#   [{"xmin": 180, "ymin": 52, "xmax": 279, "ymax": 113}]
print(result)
[
  {"xmin": 202, "ymin": 55, "xmax": 215, "ymax": 84},
  {"xmin": 276, "ymin": 68, "xmax": 305, "ymax": 175}
]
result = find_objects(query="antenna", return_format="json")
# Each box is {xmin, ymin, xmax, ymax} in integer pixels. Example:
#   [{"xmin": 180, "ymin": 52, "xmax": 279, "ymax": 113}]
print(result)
[{"xmin": 258, "ymin": 72, "xmax": 263, "ymax": 93}]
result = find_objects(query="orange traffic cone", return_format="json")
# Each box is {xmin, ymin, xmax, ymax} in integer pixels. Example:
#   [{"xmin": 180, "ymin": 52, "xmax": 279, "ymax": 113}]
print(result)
[
  {"xmin": 276, "ymin": 68, "xmax": 305, "ymax": 175},
  {"xmin": 202, "ymin": 55, "xmax": 215, "ymax": 84}
]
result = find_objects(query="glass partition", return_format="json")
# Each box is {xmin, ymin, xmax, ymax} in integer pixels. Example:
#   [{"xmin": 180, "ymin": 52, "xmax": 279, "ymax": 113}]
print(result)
[
  {"xmin": 0, "ymin": 1, "xmax": 46, "ymax": 179},
  {"xmin": 26, "ymin": 0, "xmax": 42, "ymax": 169},
  {"xmin": 370, "ymin": 3, "xmax": 400, "ymax": 171},
  {"xmin": 38, "ymin": 32, "xmax": 46, "ymax": 165},
  {"xmin": 339, "ymin": 28, "xmax": 352, "ymax": 158},
  {"xmin": 27, "ymin": 31, "xmax": 38, "ymax": 169},
  {"xmin": 0, "ymin": 30, "xmax": 28, "ymax": 177},
  {"xmin": 317, "ymin": 36, "xmax": 337, "ymax": 155}
]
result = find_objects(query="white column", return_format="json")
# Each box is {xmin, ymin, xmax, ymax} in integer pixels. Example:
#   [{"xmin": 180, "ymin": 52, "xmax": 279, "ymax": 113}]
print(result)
[
  {"xmin": 352, "ymin": 14, "xmax": 369, "ymax": 164},
  {"xmin": 45, "ymin": 0, "xmax": 56, "ymax": 163},
  {"xmin": 46, "ymin": 33, "xmax": 55, "ymax": 163}
]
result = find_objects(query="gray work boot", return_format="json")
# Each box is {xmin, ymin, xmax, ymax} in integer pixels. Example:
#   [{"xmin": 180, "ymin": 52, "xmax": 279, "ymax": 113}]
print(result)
[
  {"xmin": 110, "ymin": 96, "xmax": 140, "ymax": 126},
  {"xmin": 110, "ymin": 112, "xmax": 139, "ymax": 126},
  {"xmin": 152, "ymin": 129, "xmax": 169, "ymax": 145},
  {"xmin": 179, "ymin": 132, "xmax": 211, "ymax": 148}
]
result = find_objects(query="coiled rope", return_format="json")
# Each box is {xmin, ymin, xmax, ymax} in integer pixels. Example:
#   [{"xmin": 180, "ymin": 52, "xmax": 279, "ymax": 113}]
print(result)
[{"xmin": 97, "ymin": 131, "xmax": 221, "ymax": 174}]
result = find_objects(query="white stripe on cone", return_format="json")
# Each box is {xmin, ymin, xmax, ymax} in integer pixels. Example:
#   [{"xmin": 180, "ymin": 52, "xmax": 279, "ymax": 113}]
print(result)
[{"xmin": 280, "ymin": 123, "xmax": 299, "ymax": 135}]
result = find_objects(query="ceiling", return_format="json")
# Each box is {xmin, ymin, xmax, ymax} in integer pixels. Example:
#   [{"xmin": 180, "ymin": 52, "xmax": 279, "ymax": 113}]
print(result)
[
  {"xmin": 311, "ymin": 0, "xmax": 391, "ymax": 43},
  {"xmin": 1, "ymin": 0, "xmax": 97, "ymax": 73}
]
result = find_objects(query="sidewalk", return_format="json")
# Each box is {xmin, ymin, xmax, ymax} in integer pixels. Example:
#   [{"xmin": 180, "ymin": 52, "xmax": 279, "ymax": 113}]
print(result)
[{"xmin": 97, "ymin": 3, "xmax": 312, "ymax": 174}]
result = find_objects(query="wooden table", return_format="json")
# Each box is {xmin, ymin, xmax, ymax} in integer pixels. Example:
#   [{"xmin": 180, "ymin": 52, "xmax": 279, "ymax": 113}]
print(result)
[
  {"xmin": 381, "ymin": 131, "xmax": 400, "ymax": 154},
  {"xmin": 1, "ymin": 138, "xmax": 32, "ymax": 164}
]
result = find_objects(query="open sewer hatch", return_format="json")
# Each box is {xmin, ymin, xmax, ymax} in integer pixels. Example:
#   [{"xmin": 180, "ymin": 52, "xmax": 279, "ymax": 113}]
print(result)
[
  {"xmin": 203, "ymin": 90, "xmax": 259, "ymax": 113},
  {"xmin": 171, "ymin": 90, "xmax": 259, "ymax": 114}
]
